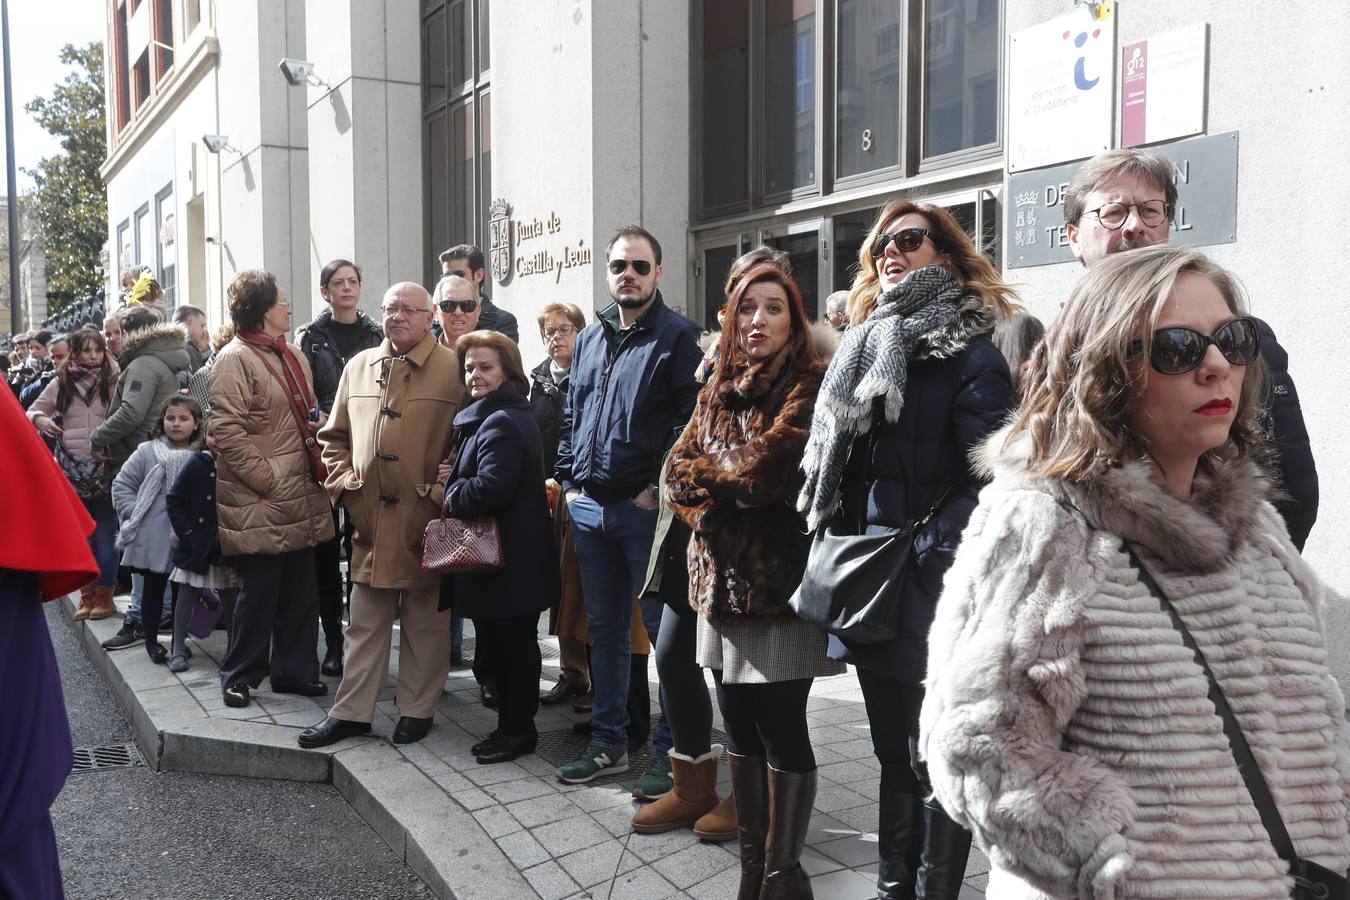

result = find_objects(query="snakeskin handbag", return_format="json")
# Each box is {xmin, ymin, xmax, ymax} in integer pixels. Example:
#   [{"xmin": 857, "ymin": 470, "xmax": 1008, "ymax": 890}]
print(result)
[{"xmin": 422, "ymin": 511, "xmax": 504, "ymax": 574}]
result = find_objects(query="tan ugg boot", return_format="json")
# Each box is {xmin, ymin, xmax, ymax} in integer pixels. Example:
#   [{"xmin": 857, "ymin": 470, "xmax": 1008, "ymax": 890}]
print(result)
[
  {"xmin": 693, "ymin": 790, "xmax": 737, "ymax": 842},
  {"xmin": 88, "ymin": 585, "xmax": 118, "ymax": 621},
  {"xmin": 631, "ymin": 744, "xmax": 722, "ymax": 834},
  {"xmin": 73, "ymin": 584, "xmax": 97, "ymax": 621}
]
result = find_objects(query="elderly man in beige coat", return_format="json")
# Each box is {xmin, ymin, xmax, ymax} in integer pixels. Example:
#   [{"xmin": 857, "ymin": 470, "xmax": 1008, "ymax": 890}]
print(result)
[{"xmin": 299, "ymin": 282, "xmax": 463, "ymax": 748}]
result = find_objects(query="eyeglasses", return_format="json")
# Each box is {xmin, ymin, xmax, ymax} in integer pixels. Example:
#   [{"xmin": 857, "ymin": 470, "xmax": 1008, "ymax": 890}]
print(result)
[
  {"xmin": 543, "ymin": 325, "xmax": 576, "ymax": 338},
  {"xmin": 1129, "ymin": 317, "xmax": 1260, "ymax": 375},
  {"xmin": 871, "ymin": 228, "xmax": 937, "ymax": 257},
  {"xmin": 1085, "ymin": 200, "xmax": 1170, "ymax": 229},
  {"xmin": 381, "ymin": 304, "xmax": 431, "ymax": 317},
  {"xmin": 607, "ymin": 259, "xmax": 653, "ymax": 277},
  {"xmin": 437, "ymin": 298, "xmax": 479, "ymax": 314}
]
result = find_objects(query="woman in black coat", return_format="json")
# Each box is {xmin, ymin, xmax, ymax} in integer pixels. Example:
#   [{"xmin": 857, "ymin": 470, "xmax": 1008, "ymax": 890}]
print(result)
[
  {"xmin": 442, "ymin": 331, "xmax": 559, "ymax": 765},
  {"xmin": 797, "ymin": 200, "xmax": 1016, "ymax": 900}
]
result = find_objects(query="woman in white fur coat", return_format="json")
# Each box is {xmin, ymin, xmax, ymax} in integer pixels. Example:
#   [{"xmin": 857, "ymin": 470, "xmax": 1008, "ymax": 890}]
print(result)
[{"xmin": 921, "ymin": 244, "xmax": 1350, "ymax": 899}]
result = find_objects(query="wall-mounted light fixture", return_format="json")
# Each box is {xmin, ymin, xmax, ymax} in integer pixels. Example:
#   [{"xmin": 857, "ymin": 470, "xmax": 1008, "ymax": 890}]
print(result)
[{"xmin": 201, "ymin": 134, "xmax": 240, "ymax": 155}]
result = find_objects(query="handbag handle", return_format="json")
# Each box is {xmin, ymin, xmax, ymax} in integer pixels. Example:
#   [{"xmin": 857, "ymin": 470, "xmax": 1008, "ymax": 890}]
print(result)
[{"xmin": 1127, "ymin": 545, "xmax": 1313, "ymax": 887}]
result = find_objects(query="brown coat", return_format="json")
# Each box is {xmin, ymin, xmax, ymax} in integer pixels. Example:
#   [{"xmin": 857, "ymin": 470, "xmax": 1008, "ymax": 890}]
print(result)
[
  {"xmin": 318, "ymin": 332, "xmax": 463, "ymax": 590},
  {"xmin": 665, "ymin": 351, "xmax": 823, "ymax": 621},
  {"xmin": 208, "ymin": 336, "xmax": 335, "ymax": 556}
]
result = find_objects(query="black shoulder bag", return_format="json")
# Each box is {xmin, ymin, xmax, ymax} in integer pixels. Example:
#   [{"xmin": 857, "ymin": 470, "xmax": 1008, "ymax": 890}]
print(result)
[{"xmin": 1129, "ymin": 546, "xmax": 1349, "ymax": 900}]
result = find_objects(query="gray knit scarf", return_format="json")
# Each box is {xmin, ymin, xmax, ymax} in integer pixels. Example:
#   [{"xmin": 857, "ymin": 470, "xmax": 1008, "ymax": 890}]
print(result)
[
  {"xmin": 117, "ymin": 436, "xmax": 195, "ymax": 550},
  {"xmin": 798, "ymin": 265, "xmax": 966, "ymax": 531}
]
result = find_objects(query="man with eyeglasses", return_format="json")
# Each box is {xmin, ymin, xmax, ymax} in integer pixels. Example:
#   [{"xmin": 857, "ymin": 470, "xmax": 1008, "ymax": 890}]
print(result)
[
  {"xmin": 553, "ymin": 225, "xmax": 703, "ymax": 785},
  {"xmin": 1063, "ymin": 148, "xmax": 1318, "ymax": 550},
  {"xmin": 299, "ymin": 282, "xmax": 464, "ymax": 749},
  {"xmin": 440, "ymin": 244, "xmax": 519, "ymax": 343}
]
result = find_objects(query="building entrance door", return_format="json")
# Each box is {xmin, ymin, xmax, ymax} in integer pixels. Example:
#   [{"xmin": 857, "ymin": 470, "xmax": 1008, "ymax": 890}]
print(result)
[{"xmin": 762, "ymin": 226, "xmax": 820, "ymax": 319}]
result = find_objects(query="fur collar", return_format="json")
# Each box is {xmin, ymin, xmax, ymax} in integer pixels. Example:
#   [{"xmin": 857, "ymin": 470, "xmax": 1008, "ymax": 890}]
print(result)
[
  {"xmin": 913, "ymin": 295, "xmax": 994, "ymax": 361},
  {"xmin": 977, "ymin": 425, "xmax": 1272, "ymax": 574},
  {"xmin": 120, "ymin": 322, "xmax": 188, "ymax": 359}
]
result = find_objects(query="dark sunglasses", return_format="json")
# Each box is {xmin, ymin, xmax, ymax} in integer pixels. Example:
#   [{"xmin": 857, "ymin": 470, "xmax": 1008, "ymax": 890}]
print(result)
[
  {"xmin": 872, "ymin": 227, "xmax": 937, "ymax": 257},
  {"xmin": 438, "ymin": 298, "xmax": 478, "ymax": 314},
  {"xmin": 1129, "ymin": 316, "xmax": 1260, "ymax": 375},
  {"xmin": 607, "ymin": 258, "xmax": 653, "ymax": 277}
]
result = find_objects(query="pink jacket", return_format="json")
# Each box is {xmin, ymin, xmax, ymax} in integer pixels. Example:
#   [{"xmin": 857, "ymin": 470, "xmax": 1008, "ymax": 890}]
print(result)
[{"xmin": 27, "ymin": 361, "xmax": 121, "ymax": 459}]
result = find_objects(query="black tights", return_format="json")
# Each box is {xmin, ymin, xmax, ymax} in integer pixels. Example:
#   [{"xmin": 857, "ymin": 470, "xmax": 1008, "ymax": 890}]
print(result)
[
  {"xmin": 139, "ymin": 570, "xmax": 178, "ymax": 657},
  {"xmin": 655, "ymin": 600, "xmax": 713, "ymax": 757},
  {"xmin": 713, "ymin": 670, "xmax": 815, "ymax": 773},
  {"xmin": 857, "ymin": 666, "xmax": 927, "ymax": 793}
]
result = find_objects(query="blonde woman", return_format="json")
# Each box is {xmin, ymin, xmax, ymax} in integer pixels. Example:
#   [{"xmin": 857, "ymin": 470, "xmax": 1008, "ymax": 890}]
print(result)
[
  {"xmin": 797, "ymin": 199, "xmax": 1017, "ymax": 899},
  {"xmin": 921, "ymin": 244, "xmax": 1350, "ymax": 897}
]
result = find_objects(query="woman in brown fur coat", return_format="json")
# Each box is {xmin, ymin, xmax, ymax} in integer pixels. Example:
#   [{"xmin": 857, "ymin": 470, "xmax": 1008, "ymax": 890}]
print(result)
[{"xmin": 666, "ymin": 263, "xmax": 842, "ymax": 900}]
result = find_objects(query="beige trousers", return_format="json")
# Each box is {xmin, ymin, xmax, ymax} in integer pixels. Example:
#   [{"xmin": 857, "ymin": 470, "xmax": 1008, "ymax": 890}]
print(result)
[{"xmin": 329, "ymin": 582, "xmax": 450, "ymax": 722}]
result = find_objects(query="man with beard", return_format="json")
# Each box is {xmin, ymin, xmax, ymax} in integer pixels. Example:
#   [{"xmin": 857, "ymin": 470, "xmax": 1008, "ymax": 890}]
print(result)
[
  {"xmin": 554, "ymin": 225, "xmax": 702, "ymax": 784},
  {"xmin": 1063, "ymin": 148, "xmax": 1318, "ymax": 549}
]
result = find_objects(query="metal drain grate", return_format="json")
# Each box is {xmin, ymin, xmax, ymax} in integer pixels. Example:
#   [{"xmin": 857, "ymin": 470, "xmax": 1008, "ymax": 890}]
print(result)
[
  {"xmin": 72, "ymin": 743, "xmax": 145, "ymax": 774},
  {"xmin": 534, "ymin": 718, "xmax": 729, "ymax": 786}
]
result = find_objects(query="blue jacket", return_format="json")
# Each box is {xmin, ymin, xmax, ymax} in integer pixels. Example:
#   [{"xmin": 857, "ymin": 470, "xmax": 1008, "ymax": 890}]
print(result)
[
  {"xmin": 440, "ymin": 386, "xmax": 559, "ymax": 618},
  {"xmin": 166, "ymin": 450, "xmax": 223, "ymax": 575},
  {"xmin": 554, "ymin": 292, "xmax": 703, "ymax": 501},
  {"xmin": 831, "ymin": 299, "xmax": 1015, "ymax": 684}
]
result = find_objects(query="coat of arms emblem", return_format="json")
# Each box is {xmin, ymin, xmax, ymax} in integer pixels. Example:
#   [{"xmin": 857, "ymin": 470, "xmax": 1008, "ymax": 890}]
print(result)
[{"xmin": 489, "ymin": 199, "xmax": 512, "ymax": 286}]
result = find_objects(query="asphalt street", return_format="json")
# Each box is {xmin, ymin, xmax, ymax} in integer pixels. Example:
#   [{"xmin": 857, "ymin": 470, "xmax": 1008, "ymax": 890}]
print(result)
[{"xmin": 46, "ymin": 603, "xmax": 429, "ymax": 900}]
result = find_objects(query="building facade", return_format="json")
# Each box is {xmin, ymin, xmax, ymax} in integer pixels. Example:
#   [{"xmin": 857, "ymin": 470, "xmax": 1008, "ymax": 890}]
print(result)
[{"xmin": 101, "ymin": 1, "xmax": 1350, "ymax": 659}]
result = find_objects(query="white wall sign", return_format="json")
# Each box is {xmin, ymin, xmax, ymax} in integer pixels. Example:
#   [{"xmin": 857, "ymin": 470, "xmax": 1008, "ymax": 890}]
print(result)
[
  {"xmin": 1007, "ymin": 4, "xmax": 1117, "ymax": 173},
  {"xmin": 1121, "ymin": 24, "xmax": 1207, "ymax": 148}
]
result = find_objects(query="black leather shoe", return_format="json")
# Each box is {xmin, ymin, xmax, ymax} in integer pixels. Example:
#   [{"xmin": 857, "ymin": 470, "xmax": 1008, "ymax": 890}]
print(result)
[
  {"xmin": 271, "ymin": 679, "xmax": 329, "ymax": 697},
  {"xmin": 572, "ymin": 691, "xmax": 594, "ymax": 714},
  {"xmin": 479, "ymin": 681, "xmax": 499, "ymax": 710},
  {"xmin": 298, "ymin": 716, "xmax": 372, "ymax": 749},
  {"xmin": 540, "ymin": 677, "xmax": 590, "ymax": 706},
  {"xmin": 320, "ymin": 646, "xmax": 344, "ymax": 677},
  {"xmin": 147, "ymin": 642, "xmax": 168, "ymax": 665},
  {"xmin": 222, "ymin": 684, "xmax": 250, "ymax": 708},
  {"xmin": 393, "ymin": 716, "xmax": 433, "ymax": 745},
  {"xmin": 471, "ymin": 731, "xmax": 501, "ymax": 756},
  {"xmin": 476, "ymin": 734, "xmax": 536, "ymax": 765}
]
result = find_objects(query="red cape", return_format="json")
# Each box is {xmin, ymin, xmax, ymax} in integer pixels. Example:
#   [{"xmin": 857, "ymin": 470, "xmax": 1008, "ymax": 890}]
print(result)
[{"xmin": 0, "ymin": 385, "xmax": 96, "ymax": 600}]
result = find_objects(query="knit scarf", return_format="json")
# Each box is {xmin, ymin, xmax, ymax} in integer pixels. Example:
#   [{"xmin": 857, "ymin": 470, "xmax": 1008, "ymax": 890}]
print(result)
[
  {"xmin": 58, "ymin": 361, "xmax": 103, "ymax": 413},
  {"xmin": 116, "ymin": 436, "xmax": 194, "ymax": 550},
  {"xmin": 797, "ymin": 265, "xmax": 967, "ymax": 531}
]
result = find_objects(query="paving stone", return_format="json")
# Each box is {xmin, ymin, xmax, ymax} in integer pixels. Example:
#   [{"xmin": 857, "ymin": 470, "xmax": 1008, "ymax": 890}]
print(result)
[
  {"xmin": 830, "ymin": 801, "xmax": 881, "ymax": 835},
  {"xmin": 532, "ymin": 817, "xmax": 611, "ymax": 857},
  {"xmin": 506, "ymin": 793, "xmax": 582, "ymax": 829},
  {"xmin": 487, "ymin": 776, "xmax": 561, "ymax": 804},
  {"xmin": 465, "ymin": 761, "xmax": 533, "ymax": 787},
  {"xmin": 815, "ymin": 832, "xmax": 882, "ymax": 869},
  {"xmin": 570, "ymin": 784, "xmax": 637, "ymax": 813},
  {"xmin": 523, "ymin": 860, "xmax": 581, "ymax": 900},
  {"xmin": 556, "ymin": 838, "xmax": 627, "ymax": 888},
  {"xmin": 589, "ymin": 800, "xmax": 641, "ymax": 838},
  {"xmin": 807, "ymin": 866, "xmax": 879, "ymax": 899},
  {"xmin": 495, "ymin": 828, "xmax": 551, "ymax": 869},
  {"xmin": 805, "ymin": 812, "xmax": 855, "ymax": 845},
  {"xmin": 626, "ymin": 827, "xmax": 701, "ymax": 864},
  {"xmin": 812, "ymin": 780, "xmax": 874, "ymax": 814},
  {"xmin": 605, "ymin": 865, "xmax": 679, "ymax": 900},
  {"xmin": 685, "ymin": 863, "xmax": 742, "ymax": 900},
  {"xmin": 473, "ymin": 804, "xmax": 523, "ymax": 839},
  {"xmin": 649, "ymin": 841, "xmax": 737, "ymax": 890},
  {"xmin": 801, "ymin": 845, "xmax": 846, "ymax": 877}
]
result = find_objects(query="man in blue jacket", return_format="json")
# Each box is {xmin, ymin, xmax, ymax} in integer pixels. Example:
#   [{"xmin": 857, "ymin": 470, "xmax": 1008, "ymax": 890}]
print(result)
[
  {"xmin": 554, "ymin": 225, "xmax": 703, "ymax": 784},
  {"xmin": 1064, "ymin": 148, "xmax": 1319, "ymax": 550}
]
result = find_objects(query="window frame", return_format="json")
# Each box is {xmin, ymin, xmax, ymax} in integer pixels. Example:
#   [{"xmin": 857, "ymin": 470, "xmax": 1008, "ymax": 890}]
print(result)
[{"xmin": 915, "ymin": 0, "xmax": 1003, "ymax": 172}]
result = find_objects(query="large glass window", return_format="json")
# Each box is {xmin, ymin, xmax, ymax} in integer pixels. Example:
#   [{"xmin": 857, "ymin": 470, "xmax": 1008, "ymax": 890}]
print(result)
[
  {"xmin": 700, "ymin": 0, "xmax": 750, "ymax": 211},
  {"xmin": 763, "ymin": 0, "xmax": 816, "ymax": 196},
  {"xmin": 693, "ymin": 0, "xmax": 1001, "ymax": 223},
  {"xmin": 922, "ymin": 0, "xmax": 999, "ymax": 160},
  {"xmin": 836, "ymin": 1, "xmax": 900, "ymax": 179},
  {"xmin": 422, "ymin": 0, "xmax": 491, "ymax": 287},
  {"xmin": 109, "ymin": 0, "xmax": 178, "ymax": 142}
]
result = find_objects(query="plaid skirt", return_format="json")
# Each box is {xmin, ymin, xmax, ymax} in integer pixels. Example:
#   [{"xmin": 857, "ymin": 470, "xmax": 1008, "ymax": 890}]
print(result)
[{"xmin": 696, "ymin": 611, "xmax": 845, "ymax": 685}]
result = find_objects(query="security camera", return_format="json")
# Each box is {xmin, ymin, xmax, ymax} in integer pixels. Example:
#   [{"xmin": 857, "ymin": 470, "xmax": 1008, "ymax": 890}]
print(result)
[
  {"xmin": 201, "ymin": 134, "xmax": 234, "ymax": 154},
  {"xmin": 279, "ymin": 57, "xmax": 318, "ymax": 86}
]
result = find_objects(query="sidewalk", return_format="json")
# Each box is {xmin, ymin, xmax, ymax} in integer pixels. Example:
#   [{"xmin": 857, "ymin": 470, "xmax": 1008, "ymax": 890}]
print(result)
[{"xmin": 63, "ymin": 593, "xmax": 987, "ymax": 899}]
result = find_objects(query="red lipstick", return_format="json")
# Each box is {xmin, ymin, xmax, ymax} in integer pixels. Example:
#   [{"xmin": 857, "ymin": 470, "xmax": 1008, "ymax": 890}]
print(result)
[{"xmin": 1194, "ymin": 398, "xmax": 1232, "ymax": 416}]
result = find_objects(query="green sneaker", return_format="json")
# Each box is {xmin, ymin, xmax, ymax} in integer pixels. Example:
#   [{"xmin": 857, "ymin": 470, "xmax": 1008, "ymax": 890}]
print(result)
[
  {"xmin": 631, "ymin": 753, "xmax": 673, "ymax": 800},
  {"xmin": 555, "ymin": 744, "xmax": 629, "ymax": 784}
]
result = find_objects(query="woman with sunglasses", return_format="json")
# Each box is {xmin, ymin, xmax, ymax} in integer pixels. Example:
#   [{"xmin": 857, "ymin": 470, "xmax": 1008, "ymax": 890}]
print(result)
[
  {"xmin": 797, "ymin": 199, "xmax": 1017, "ymax": 899},
  {"xmin": 922, "ymin": 244, "xmax": 1350, "ymax": 898}
]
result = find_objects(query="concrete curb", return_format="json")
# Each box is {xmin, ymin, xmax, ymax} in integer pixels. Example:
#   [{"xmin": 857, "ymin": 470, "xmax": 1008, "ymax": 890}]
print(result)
[{"xmin": 61, "ymin": 595, "xmax": 534, "ymax": 898}]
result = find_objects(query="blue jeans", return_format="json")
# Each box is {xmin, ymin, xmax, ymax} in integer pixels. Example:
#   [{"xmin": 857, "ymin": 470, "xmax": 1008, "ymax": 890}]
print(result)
[
  {"xmin": 83, "ymin": 496, "xmax": 118, "ymax": 587},
  {"xmin": 567, "ymin": 491, "xmax": 671, "ymax": 756}
]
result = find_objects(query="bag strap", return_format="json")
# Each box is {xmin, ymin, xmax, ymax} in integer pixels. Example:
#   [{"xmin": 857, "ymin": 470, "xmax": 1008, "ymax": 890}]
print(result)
[
  {"xmin": 243, "ymin": 342, "xmax": 324, "ymax": 472},
  {"xmin": 1126, "ymin": 545, "xmax": 1301, "ymax": 869}
]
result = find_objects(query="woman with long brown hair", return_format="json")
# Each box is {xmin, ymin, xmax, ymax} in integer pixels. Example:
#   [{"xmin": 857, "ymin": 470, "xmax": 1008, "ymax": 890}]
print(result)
[
  {"xmin": 665, "ymin": 263, "xmax": 841, "ymax": 899},
  {"xmin": 28, "ymin": 326, "xmax": 120, "ymax": 620},
  {"xmin": 797, "ymin": 199, "xmax": 1017, "ymax": 899}
]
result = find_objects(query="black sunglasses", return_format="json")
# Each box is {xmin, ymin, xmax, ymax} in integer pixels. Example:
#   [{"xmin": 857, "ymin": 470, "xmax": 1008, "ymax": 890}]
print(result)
[
  {"xmin": 438, "ymin": 298, "xmax": 478, "ymax": 314},
  {"xmin": 607, "ymin": 258, "xmax": 653, "ymax": 277},
  {"xmin": 1129, "ymin": 317, "xmax": 1260, "ymax": 375},
  {"xmin": 872, "ymin": 227, "xmax": 938, "ymax": 257}
]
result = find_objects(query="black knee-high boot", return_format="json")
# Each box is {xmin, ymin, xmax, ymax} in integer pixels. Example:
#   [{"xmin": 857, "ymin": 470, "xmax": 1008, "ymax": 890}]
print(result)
[
  {"xmin": 915, "ymin": 799, "xmax": 973, "ymax": 900},
  {"xmin": 876, "ymin": 771, "xmax": 922, "ymax": 898}
]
